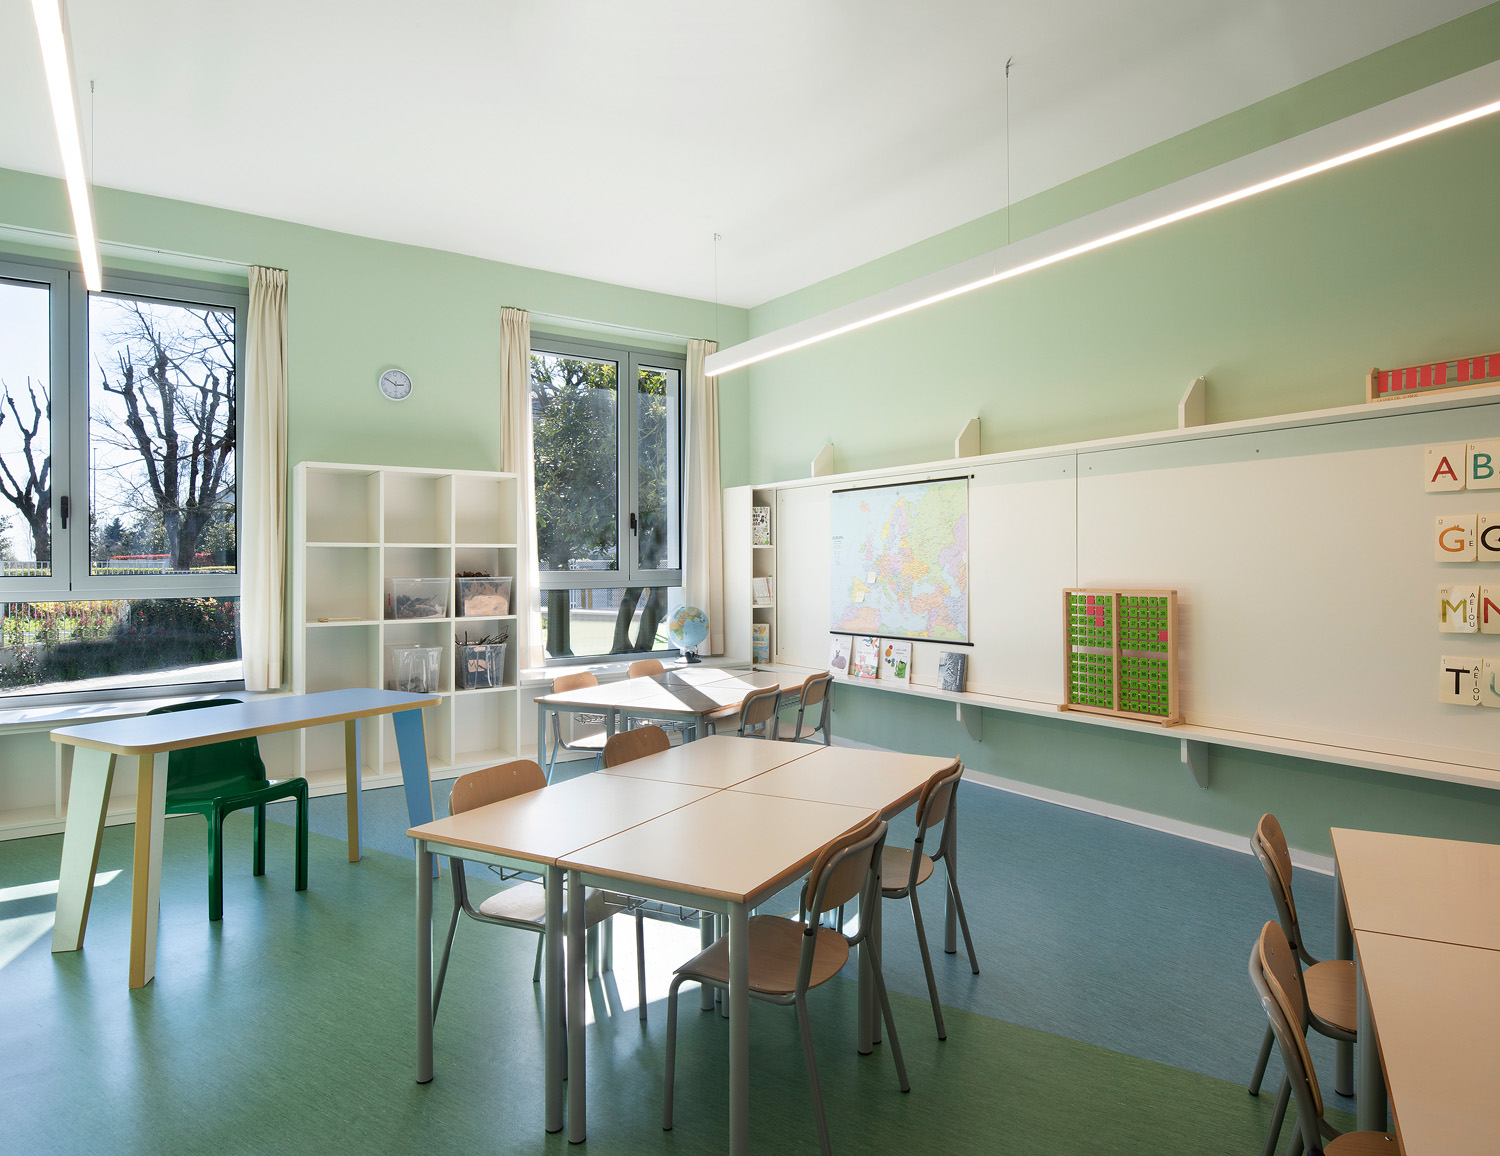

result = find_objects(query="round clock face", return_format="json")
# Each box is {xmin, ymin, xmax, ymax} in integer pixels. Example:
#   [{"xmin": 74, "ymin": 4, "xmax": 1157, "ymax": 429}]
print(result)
[{"xmin": 378, "ymin": 368, "xmax": 412, "ymax": 402}]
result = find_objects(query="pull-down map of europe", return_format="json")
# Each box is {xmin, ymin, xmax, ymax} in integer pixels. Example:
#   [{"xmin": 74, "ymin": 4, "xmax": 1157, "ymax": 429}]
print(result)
[{"xmin": 830, "ymin": 479, "xmax": 969, "ymax": 643}]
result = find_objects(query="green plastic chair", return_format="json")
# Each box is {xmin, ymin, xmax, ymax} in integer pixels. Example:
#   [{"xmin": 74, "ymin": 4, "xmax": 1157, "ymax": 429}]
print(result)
[{"xmin": 147, "ymin": 698, "xmax": 309, "ymax": 922}]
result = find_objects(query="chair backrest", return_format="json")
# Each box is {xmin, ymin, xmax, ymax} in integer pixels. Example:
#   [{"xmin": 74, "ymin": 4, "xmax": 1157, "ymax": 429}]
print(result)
[
  {"xmin": 147, "ymin": 699, "xmax": 266, "ymax": 789},
  {"xmin": 603, "ymin": 725, "xmax": 670, "ymax": 767},
  {"xmin": 627, "ymin": 659, "xmax": 664, "ymax": 679},
  {"xmin": 449, "ymin": 759, "xmax": 547, "ymax": 815},
  {"xmin": 1252, "ymin": 814, "xmax": 1306, "ymax": 953},
  {"xmin": 737, "ymin": 685, "xmax": 781, "ymax": 737},
  {"xmin": 800, "ymin": 672, "xmax": 831, "ymax": 709},
  {"xmin": 914, "ymin": 760, "xmax": 964, "ymax": 833},
  {"xmin": 552, "ymin": 670, "xmax": 599, "ymax": 694},
  {"xmin": 1250, "ymin": 921, "xmax": 1326, "ymax": 1148},
  {"xmin": 805, "ymin": 816, "xmax": 886, "ymax": 918}
]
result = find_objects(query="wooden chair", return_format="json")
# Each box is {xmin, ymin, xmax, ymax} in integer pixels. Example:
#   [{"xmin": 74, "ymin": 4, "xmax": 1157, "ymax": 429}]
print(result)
[
  {"xmin": 777, "ymin": 671, "xmax": 833, "ymax": 743},
  {"xmin": 432, "ymin": 759, "xmax": 650, "ymax": 1021},
  {"xmin": 880, "ymin": 760, "xmax": 978, "ymax": 1039},
  {"xmin": 1248, "ymin": 814, "xmax": 1357, "ymax": 1155},
  {"xmin": 602, "ymin": 724, "xmax": 671, "ymax": 768},
  {"xmin": 627, "ymin": 658, "xmax": 664, "ymax": 678},
  {"xmin": 663, "ymin": 817, "xmax": 909, "ymax": 1155},
  {"xmin": 726, "ymin": 684, "xmax": 780, "ymax": 739},
  {"xmin": 1249, "ymin": 921, "xmax": 1401, "ymax": 1156},
  {"xmin": 544, "ymin": 671, "xmax": 608, "ymax": 783}
]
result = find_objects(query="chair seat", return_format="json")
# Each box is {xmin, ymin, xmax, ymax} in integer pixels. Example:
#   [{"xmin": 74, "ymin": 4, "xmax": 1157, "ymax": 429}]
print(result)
[
  {"xmin": 1306, "ymin": 958, "xmax": 1358, "ymax": 1035},
  {"xmin": 674, "ymin": 914, "xmax": 849, "ymax": 995},
  {"xmin": 165, "ymin": 774, "xmax": 305, "ymax": 812},
  {"xmin": 476, "ymin": 881, "xmax": 613, "ymax": 928},
  {"xmin": 776, "ymin": 721, "xmax": 820, "ymax": 741},
  {"xmin": 561, "ymin": 731, "xmax": 609, "ymax": 752},
  {"xmin": 880, "ymin": 846, "xmax": 934, "ymax": 894},
  {"xmin": 1325, "ymin": 1132, "xmax": 1401, "ymax": 1154},
  {"xmin": 707, "ymin": 705, "xmax": 739, "ymax": 721}
]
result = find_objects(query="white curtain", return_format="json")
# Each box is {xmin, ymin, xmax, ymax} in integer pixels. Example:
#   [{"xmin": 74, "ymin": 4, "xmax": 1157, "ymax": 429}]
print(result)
[
  {"xmin": 241, "ymin": 266, "xmax": 289, "ymax": 692},
  {"xmin": 684, "ymin": 339, "xmax": 724, "ymax": 655},
  {"xmin": 500, "ymin": 307, "xmax": 545, "ymax": 669}
]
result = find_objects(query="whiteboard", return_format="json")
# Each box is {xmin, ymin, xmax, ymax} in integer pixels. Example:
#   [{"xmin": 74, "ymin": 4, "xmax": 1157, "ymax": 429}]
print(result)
[{"xmin": 769, "ymin": 400, "xmax": 1500, "ymax": 771}]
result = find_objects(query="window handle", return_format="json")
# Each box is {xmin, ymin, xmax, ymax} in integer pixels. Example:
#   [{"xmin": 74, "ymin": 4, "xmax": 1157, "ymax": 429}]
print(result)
[
  {"xmin": 629, "ymin": 511, "xmax": 637, "ymax": 536},
  {"xmin": 61, "ymin": 495, "xmax": 69, "ymax": 530}
]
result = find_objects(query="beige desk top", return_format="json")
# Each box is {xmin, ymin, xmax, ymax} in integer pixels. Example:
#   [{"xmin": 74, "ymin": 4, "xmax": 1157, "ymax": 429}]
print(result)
[
  {"xmin": 1332, "ymin": 828, "xmax": 1500, "ymax": 950},
  {"xmin": 50, "ymin": 688, "xmax": 439, "ymax": 755},
  {"xmin": 1353, "ymin": 929, "xmax": 1500, "ymax": 1155},
  {"xmin": 598, "ymin": 734, "xmax": 821, "ymax": 789},
  {"xmin": 559, "ymin": 790, "xmax": 875, "ymax": 905},
  {"xmin": 732, "ymin": 746, "xmax": 957, "ymax": 818},
  {"xmin": 407, "ymin": 774, "xmax": 715, "ymax": 866},
  {"xmin": 536, "ymin": 669, "xmax": 793, "ymax": 718}
]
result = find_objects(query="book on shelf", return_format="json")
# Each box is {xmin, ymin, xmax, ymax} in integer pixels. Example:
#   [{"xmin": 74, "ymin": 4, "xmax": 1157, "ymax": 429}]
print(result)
[
  {"xmin": 851, "ymin": 636, "xmax": 880, "ymax": 681},
  {"xmin": 752, "ymin": 576, "xmax": 773, "ymax": 605},
  {"xmin": 828, "ymin": 635, "xmax": 852, "ymax": 677},
  {"xmin": 751, "ymin": 506, "xmax": 771, "ymax": 546},
  {"xmin": 938, "ymin": 651, "xmax": 967, "ymax": 692},
  {"xmin": 751, "ymin": 623, "xmax": 770, "ymax": 663},
  {"xmin": 881, "ymin": 640, "xmax": 912, "ymax": 683}
]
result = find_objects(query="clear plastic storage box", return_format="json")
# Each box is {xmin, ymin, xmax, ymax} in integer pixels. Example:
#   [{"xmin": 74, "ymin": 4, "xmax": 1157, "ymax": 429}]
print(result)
[
  {"xmin": 386, "ymin": 577, "xmax": 449, "ymax": 619},
  {"xmin": 456, "ymin": 576, "xmax": 512, "ymax": 617},
  {"xmin": 389, "ymin": 645, "xmax": 443, "ymax": 694},
  {"xmin": 455, "ymin": 641, "xmax": 507, "ymax": 689}
]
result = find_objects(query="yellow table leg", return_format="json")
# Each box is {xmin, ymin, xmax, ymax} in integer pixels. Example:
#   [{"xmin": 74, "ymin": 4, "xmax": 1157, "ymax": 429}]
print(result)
[
  {"xmin": 51, "ymin": 746, "xmax": 116, "ymax": 953},
  {"xmin": 127, "ymin": 752, "xmax": 169, "ymax": 989},
  {"xmin": 344, "ymin": 719, "xmax": 362, "ymax": 862}
]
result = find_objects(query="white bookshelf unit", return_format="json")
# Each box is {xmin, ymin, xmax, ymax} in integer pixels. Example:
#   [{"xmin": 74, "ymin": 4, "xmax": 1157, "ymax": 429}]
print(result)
[
  {"xmin": 722, "ymin": 485, "xmax": 776, "ymax": 664},
  {"xmin": 293, "ymin": 461, "xmax": 525, "ymax": 796}
]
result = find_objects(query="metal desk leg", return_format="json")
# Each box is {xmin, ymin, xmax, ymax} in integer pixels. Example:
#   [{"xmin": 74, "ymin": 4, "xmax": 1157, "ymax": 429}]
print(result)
[
  {"xmin": 52, "ymin": 745, "xmax": 116, "ymax": 954},
  {"xmin": 343, "ymin": 719, "xmax": 363, "ymax": 862},
  {"xmin": 392, "ymin": 708, "xmax": 438, "ymax": 878},
  {"xmin": 858, "ymin": 888, "xmax": 875, "ymax": 1054},
  {"xmin": 416, "ymin": 843, "xmax": 434, "ymax": 1084},
  {"xmin": 1334, "ymin": 861, "xmax": 1354, "ymax": 1097},
  {"xmin": 567, "ymin": 870, "xmax": 587, "ymax": 1144},
  {"xmin": 537, "ymin": 702, "xmax": 548, "ymax": 769},
  {"xmin": 944, "ymin": 810, "xmax": 958, "ymax": 954},
  {"xmin": 127, "ymin": 753, "xmax": 170, "ymax": 989},
  {"xmin": 701, "ymin": 912, "xmax": 717, "ymax": 1010},
  {"xmin": 545, "ymin": 865, "xmax": 564, "ymax": 1134},
  {"xmin": 1355, "ymin": 954, "xmax": 1387, "ymax": 1131},
  {"xmin": 728, "ymin": 901, "xmax": 751, "ymax": 1156}
]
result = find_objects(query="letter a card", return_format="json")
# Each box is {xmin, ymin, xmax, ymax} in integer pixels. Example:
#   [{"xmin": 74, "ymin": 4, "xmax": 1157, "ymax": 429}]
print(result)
[{"xmin": 1426, "ymin": 443, "xmax": 1467, "ymax": 492}]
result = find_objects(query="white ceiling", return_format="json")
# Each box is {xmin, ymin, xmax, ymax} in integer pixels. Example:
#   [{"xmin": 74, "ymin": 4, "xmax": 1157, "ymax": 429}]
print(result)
[{"xmin": 0, "ymin": 1, "xmax": 1488, "ymax": 308}]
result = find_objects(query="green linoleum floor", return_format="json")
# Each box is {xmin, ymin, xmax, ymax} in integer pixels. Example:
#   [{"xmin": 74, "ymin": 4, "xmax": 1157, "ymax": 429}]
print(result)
[{"xmin": 0, "ymin": 811, "xmax": 1347, "ymax": 1155}]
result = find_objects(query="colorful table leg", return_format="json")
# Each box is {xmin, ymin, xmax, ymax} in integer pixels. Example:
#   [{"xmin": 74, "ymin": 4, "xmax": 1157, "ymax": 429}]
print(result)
[
  {"xmin": 343, "ymin": 718, "xmax": 363, "ymax": 862},
  {"xmin": 51, "ymin": 745, "xmax": 116, "ymax": 954},
  {"xmin": 127, "ymin": 752, "xmax": 169, "ymax": 989},
  {"xmin": 391, "ymin": 707, "xmax": 437, "ymax": 877}
]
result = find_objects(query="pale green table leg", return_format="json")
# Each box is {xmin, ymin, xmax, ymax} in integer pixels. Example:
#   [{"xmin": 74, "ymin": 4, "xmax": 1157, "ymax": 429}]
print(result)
[
  {"xmin": 51, "ymin": 746, "xmax": 117, "ymax": 954},
  {"xmin": 128, "ymin": 752, "xmax": 170, "ymax": 989},
  {"xmin": 344, "ymin": 719, "xmax": 363, "ymax": 862}
]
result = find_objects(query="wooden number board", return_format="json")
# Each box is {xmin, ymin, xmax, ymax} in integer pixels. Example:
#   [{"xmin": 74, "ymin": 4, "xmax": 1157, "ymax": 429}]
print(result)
[{"xmin": 1062, "ymin": 588, "xmax": 1180, "ymax": 725}]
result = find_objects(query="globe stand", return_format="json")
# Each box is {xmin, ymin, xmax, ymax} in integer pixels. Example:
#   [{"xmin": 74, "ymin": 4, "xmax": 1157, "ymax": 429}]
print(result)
[{"xmin": 683, "ymin": 648, "xmax": 702, "ymax": 664}]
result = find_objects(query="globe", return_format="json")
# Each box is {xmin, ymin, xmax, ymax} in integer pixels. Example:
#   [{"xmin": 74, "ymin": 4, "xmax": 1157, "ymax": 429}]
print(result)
[{"xmin": 668, "ymin": 605, "xmax": 709, "ymax": 662}]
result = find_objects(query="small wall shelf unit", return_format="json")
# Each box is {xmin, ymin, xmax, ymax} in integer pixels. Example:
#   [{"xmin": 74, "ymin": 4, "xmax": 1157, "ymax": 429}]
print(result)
[
  {"xmin": 294, "ymin": 461, "xmax": 525, "ymax": 796},
  {"xmin": 722, "ymin": 486, "xmax": 777, "ymax": 662}
]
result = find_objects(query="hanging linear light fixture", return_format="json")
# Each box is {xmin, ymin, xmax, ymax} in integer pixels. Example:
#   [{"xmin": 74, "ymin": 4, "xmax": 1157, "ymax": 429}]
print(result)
[
  {"xmin": 31, "ymin": 0, "xmax": 101, "ymax": 291},
  {"xmin": 704, "ymin": 63, "xmax": 1500, "ymax": 378}
]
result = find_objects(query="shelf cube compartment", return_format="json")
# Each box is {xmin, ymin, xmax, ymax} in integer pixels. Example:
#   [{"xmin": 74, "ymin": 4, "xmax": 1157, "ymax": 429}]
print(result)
[
  {"xmin": 454, "ymin": 474, "xmax": 517, "ymax": 544},
  {"xmin": 386, "ymin": 577, "xmax": 449, "ymax": 620},
  {"xmin": 456, "ymin": 575, "xmax": 512, "ymax": 617},
  {"xmin": 305, "ymin": 467, "xmax": 379, "ymax": 543}
]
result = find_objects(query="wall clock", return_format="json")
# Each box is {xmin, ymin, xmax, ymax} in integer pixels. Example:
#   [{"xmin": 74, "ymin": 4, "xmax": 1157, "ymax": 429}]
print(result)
[{"xmin": 378, "ymin": 368, "xmax": 413, "ymax": 402}]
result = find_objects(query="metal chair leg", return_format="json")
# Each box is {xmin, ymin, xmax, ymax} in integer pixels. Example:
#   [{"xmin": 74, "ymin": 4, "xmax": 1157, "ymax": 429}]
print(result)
[
  {"xmin": 294, "ymin": 786, "xmax": 308, "ymax": 891},
  {"xmin": 947, "ymin": 869, "xmax": 980, "ymax": 975},
  {"xmin": 663, "ymin": 976, "xmax": 684, "ymax": 1130},
  {"xmin": 207, "ymin": 810, "xmax": 226, "ymax": 922},
  {"xmin": 1262, "ymin": 1074, "xmax": 1291, "ymax": 1156},
  {"xmin": 432, "ymin": 901, "xmax": 463, "ymax": 1019},
  {"xmin": 866, "ymin": 938, "xmax": 910, "ymax": 1092},
  {"xmin": 604, "ymin": 913, "xmax": 615, "ymax": 971},
  {"xmin": 1249, "ymin": 1022, "xmax": 1275, "ymax": 1094},
  {"xmin": 907, "ymin": 883, "xmax": 947, "ymax": 1039},
  {"xmin": 795, "ymin": 996, "xmax": 833, "ymax": 1156},
  {"xmin": 532, "ymin": 932, "xmax": 545, "ymax": 983}
]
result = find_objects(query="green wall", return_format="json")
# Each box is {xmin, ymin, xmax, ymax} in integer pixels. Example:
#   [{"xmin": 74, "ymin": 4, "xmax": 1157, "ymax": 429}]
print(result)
[
  {"xmin": 0, "ymin": 167, "xmax": 751, "ymax": 480},
  {"xmin": 743, "ymin": 5, "xmax": 1500, "ymax": 854}
]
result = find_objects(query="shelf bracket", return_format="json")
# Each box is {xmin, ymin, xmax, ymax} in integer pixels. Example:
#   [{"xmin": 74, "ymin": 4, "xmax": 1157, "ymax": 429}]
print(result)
[
  {"xmin": 1178, "ymin": 376, "xmax": 1207, "ymax": 428},
  {"xmin": 811, "ymin": 444, "xmax": 836, "ymax": 477},
  {"xmin": 1180, "ymin": 738, "xmax": 1209, "ymax": 788},
  {"xmin": 954, "ymin": 417, "xmax": 981, "ymax": 458},
  {"xmin": 956, "ymin": 702, "xmax": 983, "ymax": 742}
]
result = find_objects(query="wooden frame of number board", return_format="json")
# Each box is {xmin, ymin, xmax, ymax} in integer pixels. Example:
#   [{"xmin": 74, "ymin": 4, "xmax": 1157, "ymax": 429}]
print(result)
[{"xmin": 1060, "ymin": 588, "xmax": 1181, "ymax": 726}]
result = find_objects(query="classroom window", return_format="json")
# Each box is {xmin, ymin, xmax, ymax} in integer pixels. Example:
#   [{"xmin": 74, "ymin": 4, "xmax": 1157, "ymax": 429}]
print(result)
[
  {"xmin": 0, "ymin": 256, "xmax": 244, "ymax": 699},
  {"xmin": 530, "ymin": 335, "xmax": 683, "ymax": 661}
]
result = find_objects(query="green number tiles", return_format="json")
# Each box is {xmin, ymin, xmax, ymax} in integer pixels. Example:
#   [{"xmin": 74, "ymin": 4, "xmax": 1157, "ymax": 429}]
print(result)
[{"xmin": 1063, "ymin": 589, "xmax": 1179, "ymax": 724}]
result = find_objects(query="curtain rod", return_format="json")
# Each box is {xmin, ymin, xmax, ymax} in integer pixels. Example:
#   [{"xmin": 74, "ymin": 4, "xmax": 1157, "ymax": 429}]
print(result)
[
  {"xmin": 525, "ymin": 309, "xmax": 695, "ymax": 344},
  {"xmin": 0, "ymin": 222, "xmax": 252, "ymax": 274}
]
